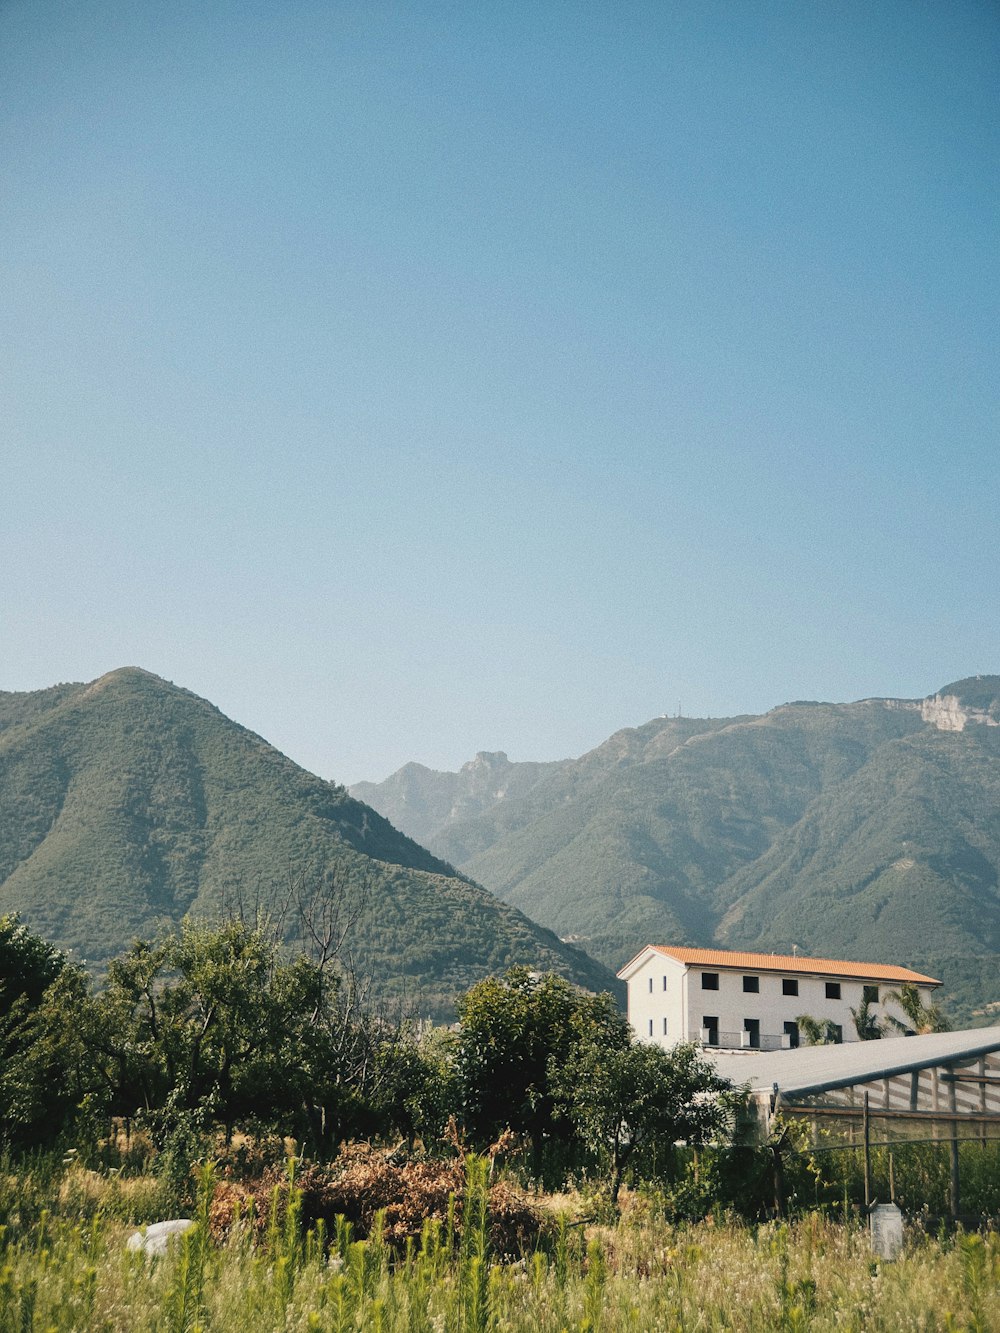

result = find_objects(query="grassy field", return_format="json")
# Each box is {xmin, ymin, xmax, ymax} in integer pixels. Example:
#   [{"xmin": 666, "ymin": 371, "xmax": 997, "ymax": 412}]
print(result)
[{"xmin": 1, "ymin": 1156, "xmax": 998, "ymax": 1331}]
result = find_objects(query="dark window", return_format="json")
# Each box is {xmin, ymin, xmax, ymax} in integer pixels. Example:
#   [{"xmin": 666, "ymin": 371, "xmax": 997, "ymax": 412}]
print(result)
[
  {"xmin": 701, "ymin": 972, "xmax": 719, "ymax": 991},
  {"xmin": 825, "ymin": 981, "xmax": 841, "ymax": 1000},
  {"xmin": 863, "ymin": 984, "xmax": 878, "ymax": 1004},
  {"xmin": 743, "ymin": 975, "xmax": 759, "ymax": 993},
  {"xmin": 663, "ymin": 1017, "xmax": 668, "ymax": 1035},
  {"xmin": 702, "ymin": 1016, "xmax": 719, "ymax": 1045},
  {"xmin": 831, "ymin": 1024, "xmax": 843, "ymax": 1044},
  {"xmin": 648, "ymin": 1019, "xmax": 653, "ymax": 1036},
  {"xmin": 663, "ymin": 975, "xmax": 668, "ymax": 991},
  {"xmin": 648, "ymin": 977, "xmax": 653, "ymax": 993},
  {"xmin": 743, "ymin": 1018, "xmax": 760, "ymax": 1048},
  {"xmin": 783, "ymin": 1020, "xmax": 800, "ymax": 1049},
  {"xmin": 782, "ymin": 978, "xmax": 799, "ymax": 997}
]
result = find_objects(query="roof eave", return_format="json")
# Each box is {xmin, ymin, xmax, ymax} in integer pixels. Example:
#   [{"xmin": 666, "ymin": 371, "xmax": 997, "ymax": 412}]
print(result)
[{"xmin": 616, "ymin": 944, "xmax": 687, "ymax": 980}]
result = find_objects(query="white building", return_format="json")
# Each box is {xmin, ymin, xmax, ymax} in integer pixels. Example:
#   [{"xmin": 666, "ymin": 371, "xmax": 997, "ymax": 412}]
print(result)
[{"xmin": 617, "ymin": 945, "xmax": 941, "ymax": 1051}]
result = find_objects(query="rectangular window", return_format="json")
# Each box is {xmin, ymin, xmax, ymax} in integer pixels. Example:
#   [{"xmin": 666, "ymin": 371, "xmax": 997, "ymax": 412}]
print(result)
[
  {"xmin": 648, "ymin": 1019, "xmax": 653, "ymax": 1036},
  {"xmin": 782, "ymin": 978, "xmax": 799, "ymax": 997},
  {"xmin": 743, "ymin": 1018, "xmax": 760, "ymax": 1048},
  {"xmin": 783, "ymin": 1020, "xmax": 800, "ymax": 1049},
  {"xmin": 663, "ymin": 975, "xmax": 668, "ymax": 991},
  {"xmin": 701, "ymin": 972, "xmax": 719, "ymax": 991},
  {"xmin": 863, "ymin": 984, "xmax": 879, "ymax": 1004},
  {"xmin": 825, "ymin": 982, "xmax": 841, "ymax": 1000},
  {"xmin": 831, "ymin": 1024, "xmax": 843, "ymax": 1044},
  {"xmin": 743, "ymin": 975, "xmax": 759, "ymax": 993},
  {"xmin": 702, "ymin": 1016, "xmax": 719, "ymax": 1045},
  {"xmin": 663, "ymin": 1017, "xmax": 668, "ymax": 1035},
  {"xmin": 648, "ymin": 977, "xmax": 653, "ymax": 993}
]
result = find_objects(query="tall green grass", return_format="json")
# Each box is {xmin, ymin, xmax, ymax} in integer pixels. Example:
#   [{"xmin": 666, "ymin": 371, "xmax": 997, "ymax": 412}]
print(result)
[{"xmin": 0, "ymin": 1153, "xmax": 998, "ymax": 1330}]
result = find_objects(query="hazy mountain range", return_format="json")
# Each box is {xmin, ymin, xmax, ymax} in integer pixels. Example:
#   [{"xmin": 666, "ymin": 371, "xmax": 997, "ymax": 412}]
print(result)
[
  {"xmin": 0, "ymin": 668, "xmax": 613, "ymax": 1015},
  {"xmin": 3, "ymin": 666, "xmax": 997, "ymax": 1025},
  {"xmin": 353, "ymin": 678, "xmax": 1000, "ymax": 1022}
]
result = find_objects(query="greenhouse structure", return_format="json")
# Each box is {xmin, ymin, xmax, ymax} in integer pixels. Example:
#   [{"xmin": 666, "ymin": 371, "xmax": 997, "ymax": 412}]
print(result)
[{"xmin": 710, "ymin": 1025, "xmax": 1000, "ymax": 1218}]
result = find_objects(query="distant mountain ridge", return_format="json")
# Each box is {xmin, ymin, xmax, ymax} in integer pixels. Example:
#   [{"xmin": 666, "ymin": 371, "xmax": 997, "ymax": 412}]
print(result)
[
  {"xmin": 352, "ymin": 677, "xmax": 1000, "ymax": 1022},
  {"xmin": 0, "ymin": 669, "xmax": 616, "ymax": 1014},
  {"xmin": 351, "ymin": 750, "xmax": 564, "ymax": 859}
]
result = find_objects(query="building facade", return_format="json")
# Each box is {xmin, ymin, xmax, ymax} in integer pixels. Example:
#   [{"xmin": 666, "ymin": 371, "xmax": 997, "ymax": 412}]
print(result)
[{"xmin": 617, "ymin": 946, "xmax": 940, "ymax": 1051}]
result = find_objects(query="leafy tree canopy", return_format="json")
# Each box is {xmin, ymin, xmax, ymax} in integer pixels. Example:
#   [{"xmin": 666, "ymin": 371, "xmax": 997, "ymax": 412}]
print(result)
[
  {"xmin": 551, "ymin": 1040, "xmax": 736, "ymax": 1205},
  {"xmin": 455, "ymin": 967, "xmax": 629, "ymax": 1170},
  {"xmin": 0, "ymin": 913, "xmax": 65, "ymax": 1018}
]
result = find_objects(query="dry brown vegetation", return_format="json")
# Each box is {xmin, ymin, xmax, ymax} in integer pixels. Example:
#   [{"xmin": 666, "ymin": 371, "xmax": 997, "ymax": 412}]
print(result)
[{"xmin": 208, "ymin": 1143, "xmax": 544, "ymax": 1255}]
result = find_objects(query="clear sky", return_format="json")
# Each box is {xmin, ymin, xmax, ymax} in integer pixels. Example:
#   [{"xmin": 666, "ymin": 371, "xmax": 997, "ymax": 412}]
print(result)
[{"xmin": 2, "ymin": 1, "xmax": 998, "ymax": 785}]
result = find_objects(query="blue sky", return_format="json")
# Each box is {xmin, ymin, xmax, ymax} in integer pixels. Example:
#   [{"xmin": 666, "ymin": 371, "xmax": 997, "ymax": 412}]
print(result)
[{"xmin": 2, "ymin": 0, "xmax": 997, "ymax": 784}]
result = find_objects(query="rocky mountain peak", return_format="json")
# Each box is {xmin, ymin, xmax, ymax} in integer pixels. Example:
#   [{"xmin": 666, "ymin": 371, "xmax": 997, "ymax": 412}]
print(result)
[
  {"xmin": 917, "ymin": 676, "xmax": 1000, "ymax": 731},
  {"xmin": 462, "ymin": 751, "xmax": 510, "ymax": 772}
]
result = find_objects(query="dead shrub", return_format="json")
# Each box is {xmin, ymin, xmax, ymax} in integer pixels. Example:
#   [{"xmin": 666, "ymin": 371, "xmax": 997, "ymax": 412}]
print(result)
[{"xmin": 208, "ymin": 1144, "xmax": 544, "ymax": 1256}]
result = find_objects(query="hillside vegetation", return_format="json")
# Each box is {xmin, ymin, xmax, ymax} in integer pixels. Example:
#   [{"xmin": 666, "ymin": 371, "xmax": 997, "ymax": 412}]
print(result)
[
  {"xmin": 353, "ymin": 679, "xmax": 1000, "ymax": 1022},
  {"xmin": 0, "ymin": 669, "xmax": 614, "ymax": 1013}
]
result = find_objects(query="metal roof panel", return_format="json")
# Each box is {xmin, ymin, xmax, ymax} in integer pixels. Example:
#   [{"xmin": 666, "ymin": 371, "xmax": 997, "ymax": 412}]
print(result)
[{"xmin": 706, "ymin": 1026, "xmax": 1000, "ymax": 1098}]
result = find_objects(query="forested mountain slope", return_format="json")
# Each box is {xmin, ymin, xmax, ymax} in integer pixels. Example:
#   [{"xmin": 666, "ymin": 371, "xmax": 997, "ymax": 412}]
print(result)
[
  {"xmin": 0, "ymin": 669, "xmax": 615, "ymax": 1014},
  {"xmin": 353, "ymin": 679, "xmax": 1000, "ymax": 1020}
]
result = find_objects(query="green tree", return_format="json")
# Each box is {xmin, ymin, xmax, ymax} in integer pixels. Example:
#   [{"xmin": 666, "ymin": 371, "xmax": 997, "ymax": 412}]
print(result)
[
  {"xmin": 0, "ymin": 914, "xmax": 66, "ymax": 1017},
  {"xmin": 849, "ymin": 996, "xmax": 883, "ymax": 1041},
  {"xmin": 1, "ymin": 962, "xmax": 99, "ymax": 1149},
  {"xmin": 0, "ymin": 915, "xmax": 99, "ymax": 1148},
  {"xmin": 884, "ymin": 982, "xmax": 950, "ymax": 1035},
  {"xmin": 372, "ymin": 1027, "xmax": 458, "ymax": 1148},
  {"xmin": 796, "ymin": 1015, "xmax": 842, "ymax": 1046},
  {"xmin": 97, "ymin": 921, "xmax": 290, "ymax": 1132},
  {"xmin": 2, "ymin": 915, "xmax": 448, "ymax": 1157},
  {"xmin": 455, "ymin": 968, "xmax": 627, "ymax": 1174},
  {"xmin": 92, "ymin": 919, "xmax": 392, "ymax": 1152},
  {"xmin": 551, "ymin": 1040, "xmax": 734, "ymax": 1207}
]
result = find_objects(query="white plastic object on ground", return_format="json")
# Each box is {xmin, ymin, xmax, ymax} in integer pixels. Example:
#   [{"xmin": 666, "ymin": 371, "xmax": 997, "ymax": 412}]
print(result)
[{"xmin": 126, "ymin": 1219, "xmax": 196, "ymax": 1257}]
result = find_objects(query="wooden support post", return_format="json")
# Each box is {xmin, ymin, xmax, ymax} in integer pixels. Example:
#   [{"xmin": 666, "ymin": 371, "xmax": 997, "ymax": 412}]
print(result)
[
  {"xmin": 948, "ymin": 1065, "xmax": 960, "ymax": 1221},
  {"xmin": 863, "ymin": 1091, "xmax": 872, "ymax": 1211},
  {"xmin": 850, "ymin": 1083, "xmax": 857, "ymax": 1145},
  {"xmin": 910, "ymin": 1070, "xmax": 919, "ymax": 1112},
  {"xmin": 980, "ymin": 1057, "xmax": 988, "ymax": 1146},
  {"xmin": 932, "ymin": 1068, "xmax": 940, "ymax": 1141},
  {"xmin": 889, "ymin": 1152, "xmax": 895, "ymax": 1204},
  {"xmin": 771, "ymin": 1141, "xmax": 786, "ymax": 1217}
]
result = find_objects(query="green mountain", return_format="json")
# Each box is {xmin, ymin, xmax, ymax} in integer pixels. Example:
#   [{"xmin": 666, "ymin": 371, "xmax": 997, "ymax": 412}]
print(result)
[
  {"xmin": 0, "ymin": 669, "xmax": 615, "ymax": 1015},
  {"xmin": 352, "ymin": 679, "xmax": 1000, "ymax": 1022}
]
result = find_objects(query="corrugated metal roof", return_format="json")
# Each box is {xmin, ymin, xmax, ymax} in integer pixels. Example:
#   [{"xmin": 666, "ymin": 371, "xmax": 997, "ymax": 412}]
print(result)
[
  {"xmin": 640, "ymin": 945, "xmax": 940, "ymax": 986},
  {"xmin": 706, "ymin": 1025, "xmax": 1000, "ymax": 1098}
]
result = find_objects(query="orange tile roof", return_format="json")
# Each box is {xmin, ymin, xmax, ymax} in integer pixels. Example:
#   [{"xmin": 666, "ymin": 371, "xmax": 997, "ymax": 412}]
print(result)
[{"xmin": 619, "ymin": 945, "xmax": 939, "ymax": 987}]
